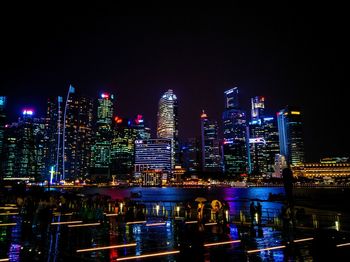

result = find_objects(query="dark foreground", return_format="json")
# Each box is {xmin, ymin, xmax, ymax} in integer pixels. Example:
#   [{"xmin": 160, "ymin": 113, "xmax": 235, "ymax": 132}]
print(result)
[{"xmin": 1, "ymin": 186, "xmax": 350, "ymax": 261}]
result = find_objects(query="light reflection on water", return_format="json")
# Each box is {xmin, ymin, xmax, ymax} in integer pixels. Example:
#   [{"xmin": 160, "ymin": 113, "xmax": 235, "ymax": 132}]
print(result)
[{"xmin": 2, "ymin": 187, "xmax": 300, "ymax": 261}]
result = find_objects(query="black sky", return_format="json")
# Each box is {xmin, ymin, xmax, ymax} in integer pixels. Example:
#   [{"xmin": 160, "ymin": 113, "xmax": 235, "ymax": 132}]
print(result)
[{"xmin": 0, "ymin": 4, "xmax": 348, "ymax": 161}]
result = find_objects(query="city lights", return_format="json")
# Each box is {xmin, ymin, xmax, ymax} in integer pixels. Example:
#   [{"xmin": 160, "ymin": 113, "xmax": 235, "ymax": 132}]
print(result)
[{"xmin": 22, "ymin": 109, "xmax": 34, "ymax": 115}]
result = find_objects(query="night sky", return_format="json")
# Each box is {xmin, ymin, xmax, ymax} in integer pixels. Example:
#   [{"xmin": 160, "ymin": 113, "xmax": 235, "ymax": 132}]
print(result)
[{"xmin": 0, "ymin": 4, "xmax": 347, "ymax": 161}]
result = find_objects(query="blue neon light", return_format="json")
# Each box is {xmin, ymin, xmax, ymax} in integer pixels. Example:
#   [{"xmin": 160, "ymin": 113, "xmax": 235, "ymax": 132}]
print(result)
[{"xmin": 22, "ymin": 109, "xmax": 34, "ymax": 116}]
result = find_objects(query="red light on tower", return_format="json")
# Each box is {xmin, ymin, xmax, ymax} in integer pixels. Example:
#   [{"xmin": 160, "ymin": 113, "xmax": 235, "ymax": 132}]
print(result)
[
  {"xmin": 115, "ymin": 116, "xmax": 123, "ymax": 124},
  {"xmin": 101, "ymin": 93, "xmax": 109, "ymax": 99},
  {"xmin": 135, "ymin": 114, "xmax": 143, "ymax": 124}
]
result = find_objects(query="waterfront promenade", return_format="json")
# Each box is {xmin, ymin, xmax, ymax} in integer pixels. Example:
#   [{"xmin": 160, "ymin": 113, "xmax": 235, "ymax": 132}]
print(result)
[{"xmin": 1, "ymin": 186, "xmax": 350, "ymax": 261}]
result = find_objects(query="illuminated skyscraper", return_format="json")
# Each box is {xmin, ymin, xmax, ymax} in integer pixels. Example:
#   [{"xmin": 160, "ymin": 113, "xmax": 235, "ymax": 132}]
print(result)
[
  {"xmin": 0, "ymin": 96, "xmax": 6, "ymax": 179},
  {"xmin": 200, "ymin": 110, "xmax": 222, "ymax": 172},
  {"xmin": 44, "ymin": 96, "xmax": 63, "ymax": 181},
  {"xmin": 90, "ymin": 93, "xmax": 115, "ymax": 177},
  {"xmin": 2, "ymin": 109, "xmax": 38, "ymax": 180},
  {"xmin": 2, "ymin": 123, "xmax": 17, "ymax": 179},
  {"xmin": 248, "ymin": 116, "xmax": 279, "ymax": 176},
  {"xmin": 33, "ymin": 117, "xmax": 46, "ymax": 179},
  {"xmin": 63, "ymin": 94, "xmax": 93, "ymax": 180},
  {"xmin": 132, "ymin": 114, "xmax": 151, "ymax": 140},
  {"xmin": 277, "ymin": 106, "xmax": 305, "ymax": 166},
  {"xmin": 249, "ymin": 95, "xmax": 280, "ymax": 176},
  {"xmin": 134, "ymin": 139, "xmax": 172, "ymax": 173},
  {"xmin": 111, "ymin": 116, "xmax": 136, "ymax": 177},
  {"xmin": 222, "ymin": 87, "xmax": 249, "ymax": 176},
  {"xmin": 157, "ymin": 89, "xmax": 178, "ymax": 168},
  {"xmin": 224, "ymin": 87, "xmax": 239, "ymax": 109},
  {"xmin": 251, "ymin": 96, "xmax": 265, "ymax": 121},
  {"xmin": 17, "ymin": 110, "xmax": 37, "ymax": 179},
  {"xmin": 263, "ymin": 117, "xmax": 280, "ymax": 173},
  {"xmin": 181, "ymin": 138, "xmax": 201, "ymax": 173}
]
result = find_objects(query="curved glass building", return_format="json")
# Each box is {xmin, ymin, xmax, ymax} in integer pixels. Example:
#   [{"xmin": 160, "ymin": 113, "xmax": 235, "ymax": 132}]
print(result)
[{"xmin": 157, "ymin": 89, "xmax": 178, "ymax": 169}]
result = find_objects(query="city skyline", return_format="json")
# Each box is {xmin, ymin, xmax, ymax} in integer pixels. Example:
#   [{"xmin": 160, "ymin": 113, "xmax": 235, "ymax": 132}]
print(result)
[{"xmin": 1, "ymin": 6, "xmax": 347, "ymax": 161}]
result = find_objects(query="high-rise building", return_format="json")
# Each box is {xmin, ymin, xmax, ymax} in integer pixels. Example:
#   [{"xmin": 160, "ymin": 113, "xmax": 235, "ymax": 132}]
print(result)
[
  {"xmin": 224, "ymin": 87, "xmax": 239, "ymax": 109},
  {"xmin": 2, "ymin": 123, "xmax": 17, "ymax": 179},
  {"xmin": 0, "ymin": 96, "xmax": 6, "ymax": 179},
  {"xmin": 222, "ymin": 87, "xmax": 249, "ymax": 176},
  {"xmin": 263, "ymin": 117, "xmax": 280, "ymax": 173},
  {"xmin": 248, "ymin": 95, "xmax": 280, "ymax": 177},
  {"xmin": 134, "ymin": 139, "xmax": 172, "ymax": 174},
  {"xmin": 248, "ymin": 135, "xmax": 266, "ymax": 176},
  {"xmin": 33, "ymin": 117, "xmax": 47, "ymax": 180},
  {"xmin": 90, "ymin": 93, "xmax": 115, "ymax": 177},
  {"xmin": 200, "ymin": 110, "xmax": 222, "ymax": 172},
  {"xmin": 62, "ymin": 94, "xmax": 93, "ymax": 180},
  {"xmin": 44, "ymin": 96, "xmax": 63, "ymax": 181},
  {"xmin": 277, "ymin": 106, "xmax": 305, "ymax": 166},
  {"xmin": 111, "ymin": 116, "xmax": 137, "ymax": 177},
  {"xmin": 248, "ymin": 116, "xmax": 279, "ymax": 176},
  {"xmin": 132, "ymin": 114, "xmax": 151, "ymax": 140},
  {"xmin": 251, "ymin": 96, "xmax": 265, "ymax": 121},
  {"xmin": 13, "ymin": 110, "xmax": 37, "ymax": 180},
  {"xmin": 157, "ymin": 89, "xmax": 178, "ymax": 169},
  {"xmin": 181, "ymin": 138, "xmax": 201, "ymax": 173}
]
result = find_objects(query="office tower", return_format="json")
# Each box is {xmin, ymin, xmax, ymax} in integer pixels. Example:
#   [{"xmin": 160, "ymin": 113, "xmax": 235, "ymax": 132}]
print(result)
[
  {"xmin": 90, "ymin": 93, "xmax": 115, "ymax": 177},
  {"xmin": 2, "ymin": 123, "xmax": 17, "ymax": 179},
  {"xmin": 248, "ymin": 116, "xmax": 279, "ymax": 176},
  {"xmin": 251, "ymin": 96, "xmax": 265, "ymax": 121},
  {"xmin": 157, "ymin": 89, "xmax": 178, "ymax": 168},
  {"xmin": 44, "ymin": 96, "xmax": 63, "ymax": 181},
  {"xmin": 200, "ymin": 110, "xmax": 222, "ymax": 172},
  {"xmin": 222, "ymin": 87, "xmax": 249, "ymax": 176},
  {"xmin": 277, "ymin": 106, "xmax": 305, "ymax": 166},
  {"xmin": 111, "ymin": 116, "xmax": 136, "ymax": 177},
  {"xmin": 248, "ymin": 95, "xmax": 280, "ymax": 177},
  {"xmin": 224, "ymin": 87, "xmax": 239, "ymax": 109},
  {"xmin": 181, "ymin": 138, "xmax": 201, "ymax": 173},
  {"xmin": 33, "ymin": 117, "xmax": 47, "ymax": 180},
  {"xmin": 248, "ymin": 134, "xmax": 266, "ymax": 176},
  {"xmin": 134, "ymin": 139, "xmax": 172, "ymax": 174},
  {"xmin": 0, "ymin": 96, "xmax": 6, "ymax": 179},
  {"xmin": 262, "ymin": 117, "xmax": 280, "ymax": 173},
  {"xmin": 16, "ymin": 109, "xmax": 37, "ymax": 179},
  {"xmin": 62, "ymin": 93, "xmax": 94, "ymax": 180},
  {"xmin": 132, "ymin": 114, "xmax": 151, "ymax": 140}
]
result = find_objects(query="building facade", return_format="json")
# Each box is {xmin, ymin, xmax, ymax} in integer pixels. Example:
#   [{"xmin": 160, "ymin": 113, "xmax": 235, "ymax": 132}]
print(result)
[
  {"xmin": 90, "ymin": 93, "xmax": 115, "ymax": 177},
  {"xmin": 200, "ymin": 110, "xmax": 222, "ymax": 173},
  {"xmin": 181, "ymin": 138, "xmax": 201, "ymax": 173},
  {"xmin": 277, "ymin": 106, "xmax": 305, "ymax": 166},
  {"xmin": 0, "ymin": 96, "xmax": 6, "ymax": 179},
  {"xmin": 222, "ymin": 87, "xmax": 249, "ymax": 176},
  {"xmin": 157, "ymin": 89, "xmax": 178, "ymax": 169},
  {"xmin": 44, "ymin": 96, "xmax": 63, "ymax": 182},
  {"xmin": 63, "ymin": 94, "xmax": 94, "ymax": 180},
  {"xmin": 134, "ymin": 139, "xmax": 172, "ymax": 174},
  {"xmin": 251, "ymin": 96, "xmax": 265, "ymax": 121},
  {"xmin": 248, "ymin": 116, "xmax": 279, "ymax": 177}
]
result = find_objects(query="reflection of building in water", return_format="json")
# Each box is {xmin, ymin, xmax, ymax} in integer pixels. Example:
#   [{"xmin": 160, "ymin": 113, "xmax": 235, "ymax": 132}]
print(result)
[{"xmin": 292, "ymin": 157, "xmax": 350, "ymax": 179}]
